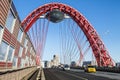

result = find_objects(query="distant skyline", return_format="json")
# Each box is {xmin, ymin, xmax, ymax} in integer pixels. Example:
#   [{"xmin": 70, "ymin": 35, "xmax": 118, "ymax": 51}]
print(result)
[{"xmin": 13, "ymin": 0, "xmax": 120, "ymax": 62}]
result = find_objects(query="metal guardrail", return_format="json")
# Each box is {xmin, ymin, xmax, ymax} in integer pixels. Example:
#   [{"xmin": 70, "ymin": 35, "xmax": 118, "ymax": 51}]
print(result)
[
  {"xmin": 71, "ymin": 66, "xmax": 120, "ymax": 73},
  {"xmin": 96, "ymin": 67, "xmax": 120, "ymax": 73},
  {"xmin": 0, "ymin": 66, "xmax": 37, "ymax": 80}
]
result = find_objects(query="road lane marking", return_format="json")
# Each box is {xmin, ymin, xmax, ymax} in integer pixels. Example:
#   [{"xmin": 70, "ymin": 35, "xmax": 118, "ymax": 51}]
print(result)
[
  {"xmin": 71, "ymin": 69, "xmax": 120, "ymax": 80},
  {"xmin": 59, "ymin": 70, "xmax": 88, "ymax": 80}
]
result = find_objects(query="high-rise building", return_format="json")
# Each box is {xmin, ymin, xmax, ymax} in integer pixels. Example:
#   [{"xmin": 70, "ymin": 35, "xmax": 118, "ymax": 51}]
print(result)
[
  {"xmin": 44, "ymin": 61, "xmax": 51, "ymax": 68},
  {"xmin": 51, "ymin": 55, "xmax": 60, "ymax": 67}
]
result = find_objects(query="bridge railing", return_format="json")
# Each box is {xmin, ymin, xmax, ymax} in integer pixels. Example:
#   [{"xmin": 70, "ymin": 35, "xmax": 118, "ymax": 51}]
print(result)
[
  {"xmin": 71, "ymin": 66, "xmax": 120, "ymax": 73},
  {"xmin": 0, "ymin": 66, "xmax": 37, "ymax": 80},
  {"xmin": 96, "ymin": 67, "xmax": 120, "ymax": 73}
]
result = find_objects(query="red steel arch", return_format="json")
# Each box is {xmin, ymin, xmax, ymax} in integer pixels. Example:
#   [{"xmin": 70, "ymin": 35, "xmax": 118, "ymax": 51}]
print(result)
[{"xmin": 21, "ymin": 3, "xmax": 114, "ymax": 66}]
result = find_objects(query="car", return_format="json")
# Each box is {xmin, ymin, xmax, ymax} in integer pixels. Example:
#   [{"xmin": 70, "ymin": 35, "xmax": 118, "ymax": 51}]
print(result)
[
  {"xmin": 84, "ymin": 65, "xmax": 96, "ymax": 73},
  {"xmin": 63, "ymin": 64, "xmax": 70, "ymax": 71}
]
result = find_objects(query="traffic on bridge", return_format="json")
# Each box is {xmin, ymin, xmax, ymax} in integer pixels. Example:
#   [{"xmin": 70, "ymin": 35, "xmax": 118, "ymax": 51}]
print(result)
[{"xmin": 0, "ymin": 0, "xmax": 120, "ymax": 80}]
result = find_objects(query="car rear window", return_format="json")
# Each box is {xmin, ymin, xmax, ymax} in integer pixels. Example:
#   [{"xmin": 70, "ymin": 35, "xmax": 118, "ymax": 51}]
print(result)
[{"xmin": 88, "ymin": 66, "xmax": 95, "ymax": 68}]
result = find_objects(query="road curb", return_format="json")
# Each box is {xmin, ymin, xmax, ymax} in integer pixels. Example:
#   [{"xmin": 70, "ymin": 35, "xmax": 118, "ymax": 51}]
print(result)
[{"xmin": 36, "ymin": 68, "xmax": 46, "ymax": 80}]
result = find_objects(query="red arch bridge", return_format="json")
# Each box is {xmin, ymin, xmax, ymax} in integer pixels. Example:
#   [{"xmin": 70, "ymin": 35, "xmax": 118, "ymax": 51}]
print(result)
[
  {"xmin": 0, "ymin": 1, "xmax": 120, "ymax": 80},
  {"xmin": 22, "ymin": 2, "xmax": 114, "ymax": 67}
]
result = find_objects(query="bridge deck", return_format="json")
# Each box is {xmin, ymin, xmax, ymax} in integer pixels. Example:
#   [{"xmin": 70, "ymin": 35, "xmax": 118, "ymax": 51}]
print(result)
[{"xmin": 43, "ymin": 68, "xmax": 116, "ymax": 80}]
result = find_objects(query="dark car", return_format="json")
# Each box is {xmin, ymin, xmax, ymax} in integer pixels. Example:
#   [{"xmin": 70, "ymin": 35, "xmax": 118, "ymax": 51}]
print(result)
[{"xmin": 63, "ymin": 64, "xmax": 70, "ymax": 71}]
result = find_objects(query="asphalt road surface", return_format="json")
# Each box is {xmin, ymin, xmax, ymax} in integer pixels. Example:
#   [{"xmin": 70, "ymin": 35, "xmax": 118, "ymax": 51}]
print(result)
[{"xmin": 43, "ymin": 68, "xmax": 119, "ymax": 80}]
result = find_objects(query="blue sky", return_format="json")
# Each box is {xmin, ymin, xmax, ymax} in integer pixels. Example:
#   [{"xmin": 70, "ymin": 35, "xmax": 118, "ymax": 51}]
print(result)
[{"xmin": 13, "ymin": 0, "xmax": 120, "ymax": 63}]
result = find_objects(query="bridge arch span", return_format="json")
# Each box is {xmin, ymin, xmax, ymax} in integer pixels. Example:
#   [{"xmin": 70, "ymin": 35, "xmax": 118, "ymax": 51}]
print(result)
[{"xmin": 21, "ymin": 3, "xmax": 114, "ymax": 66}]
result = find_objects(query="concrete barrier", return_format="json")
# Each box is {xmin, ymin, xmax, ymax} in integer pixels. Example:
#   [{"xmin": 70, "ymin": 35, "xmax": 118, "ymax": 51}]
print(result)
[{"xmin": 0, "ymin": 66, "xmax": 37, "ymax": 80}]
